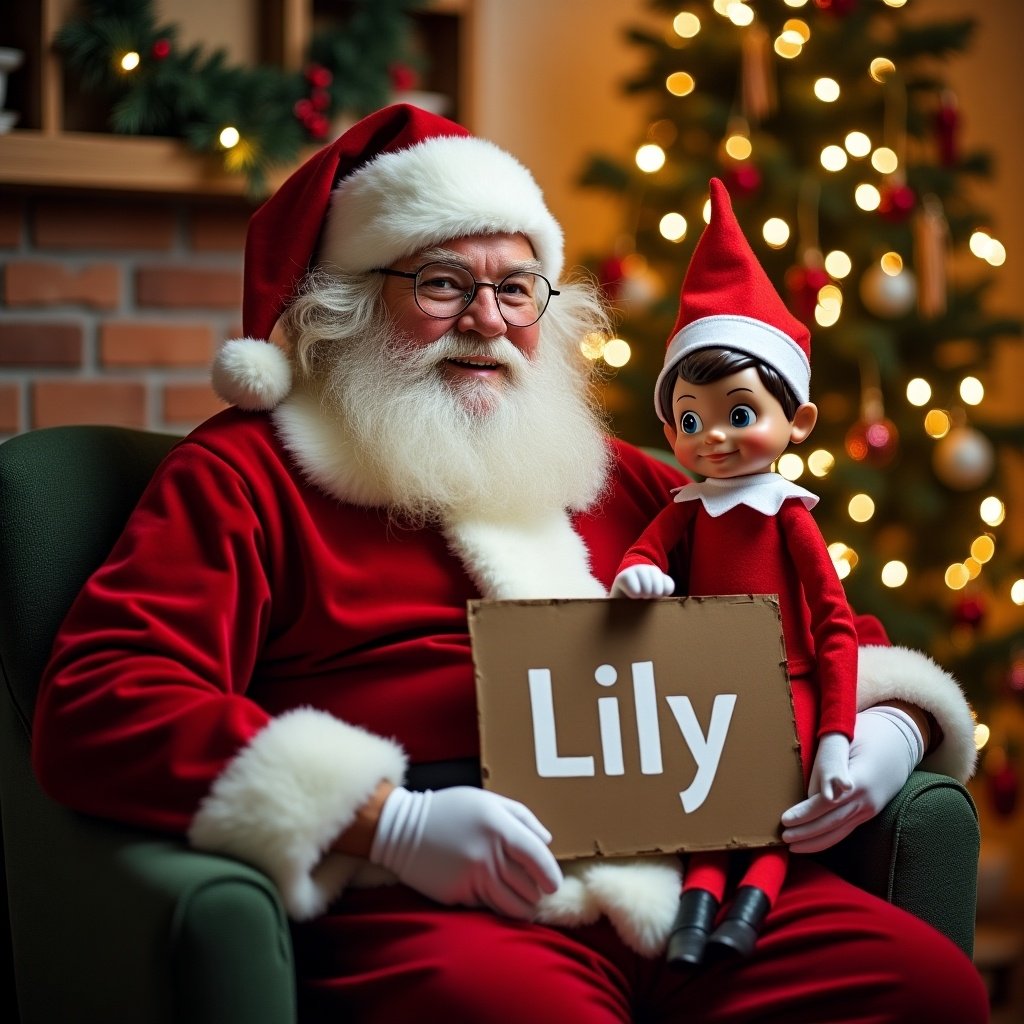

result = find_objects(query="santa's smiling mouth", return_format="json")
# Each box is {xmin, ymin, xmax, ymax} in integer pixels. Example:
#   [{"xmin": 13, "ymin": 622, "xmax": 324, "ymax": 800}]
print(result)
[{"xmin": 445, "ymin": 356, "xmax": 503, "ymax": 372}]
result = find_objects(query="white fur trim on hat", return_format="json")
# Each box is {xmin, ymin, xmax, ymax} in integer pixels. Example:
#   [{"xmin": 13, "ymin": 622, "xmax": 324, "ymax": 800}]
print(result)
[
  {"xmin": 655, "ymin": 314, "xmax": 812, "ymax": 423},
  {"xmin": 212, "ymin": 338, "xmax": 293, "ymax": 411},
  {"xmin": 188, "ymin": 707, "xmax": 407, "ymax": 920},
  {"xmin": 320, "ymin": 135, "xmax": 564, "ymax": 282}
]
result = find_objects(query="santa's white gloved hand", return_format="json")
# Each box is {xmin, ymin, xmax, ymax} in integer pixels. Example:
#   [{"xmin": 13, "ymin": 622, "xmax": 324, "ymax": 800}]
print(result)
[
  {"xmin": 611, "ymin": 565, "xmax": 676, "ymax": 598},
  {"xmin": 808, "ymin": 731, "xmax": 853, "ymax": 802},
  {"xmin": 781, "ymin": 707, "xmax": 925, "ymax": 853},
  {"xmin": 369, "ymin": 786, "xmax": 563, "ymax": 919}
]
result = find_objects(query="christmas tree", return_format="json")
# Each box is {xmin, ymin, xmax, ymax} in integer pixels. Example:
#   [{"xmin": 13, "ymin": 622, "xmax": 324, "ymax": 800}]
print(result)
[{"xmin": 580, "ymin": 0, "xmax": 1023, "ymax": 724}]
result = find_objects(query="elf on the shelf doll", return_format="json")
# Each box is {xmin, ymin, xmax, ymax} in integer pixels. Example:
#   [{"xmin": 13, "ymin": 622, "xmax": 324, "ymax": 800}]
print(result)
[{"xmin": 612, "ymin": 178, "xmax": 860, "ymax": 966}]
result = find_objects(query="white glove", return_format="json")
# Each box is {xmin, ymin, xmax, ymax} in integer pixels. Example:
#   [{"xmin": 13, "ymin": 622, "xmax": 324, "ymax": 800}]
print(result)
[
  {"xmin": 368, "ymin": 786, "xmax": 563, "ymax": 919},
  {"xmin": 781, "ymin": 706, "xmax": 925, "ymax": 853},
  {"xmin": 611, "ymin": 564, "xmax": 676, "ymax": 598},
  {"xmin": 808, "ymin": 731, "xmax": 853, "ymax": 802}
]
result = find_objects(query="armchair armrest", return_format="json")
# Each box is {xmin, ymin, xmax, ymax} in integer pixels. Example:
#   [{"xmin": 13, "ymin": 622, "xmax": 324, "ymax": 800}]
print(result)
[
  {"xmin": 816, "ymin": 769, "xmax": 980, "ymax": 959},
  {"xmin": 1, "ymin": 694, "xmax": 296, "ymax": 1024}
]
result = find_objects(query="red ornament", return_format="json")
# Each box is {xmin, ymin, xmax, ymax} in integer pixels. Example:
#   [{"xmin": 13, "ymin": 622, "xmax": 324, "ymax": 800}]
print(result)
[
  {"xmin": 310, "ymin": 87, "xmax": 331, "ymax": 112},
  {"xmin": 784, "ymin": 264, "xmax": 830, "ymax": 323},
  {"xmin": 934, "ymin": 93, "xmax": 960, "ymax": 167},
  {"xmin": 151, "ymin": 38, "xmax": 171, "ymax": 60},
  {"xmin": 390, "ymin": 63, "xmax": 419, "ymax": 92},
  {"xmin": 845, "ymin": 417, "xmax": 899, "ymax": 467},
  {"xmin": 813, "ymin": 0, "xmax": 858, "ymax": 15},
  {"xmin": 304, "ymin": 63, "xmax": 333, "ymax": 89},
  {"xmin": 878, "ymin": 183, "xmax": 916, "ymax": 224},
  {"xmin": 597, "ymin": 255, "xmax": 627, "ymax": 302},
  {"xmin": 951, "ymin": 594, "xmax": 986, "ymax": 631},
  {"xmin": 987, "ymin": 760, "xmax": 1019, "ymax": 818},
  {"xmin": 723, "ymin": 163, "xmax": 762, "ymax": 198}
]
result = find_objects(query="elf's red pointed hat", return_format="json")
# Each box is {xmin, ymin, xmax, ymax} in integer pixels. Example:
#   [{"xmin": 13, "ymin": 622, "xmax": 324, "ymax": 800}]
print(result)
[
  {"xmin": 212, "ymin": 103, "xmax": 564, "ymax": 410},
  {"xmin": 654, "ymin": 177, "xmax": 811, "ymax": 423}
]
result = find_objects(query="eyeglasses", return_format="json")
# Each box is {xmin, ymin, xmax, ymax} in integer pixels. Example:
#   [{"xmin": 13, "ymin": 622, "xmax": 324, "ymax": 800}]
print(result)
[{"xmin": 377, "ymin": 261, "xmax": 559, "ymax": 328}]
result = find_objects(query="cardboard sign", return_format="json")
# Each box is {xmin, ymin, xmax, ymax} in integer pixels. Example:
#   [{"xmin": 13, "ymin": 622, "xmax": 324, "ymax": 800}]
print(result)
[{"xmin": 469, "ymin": 596, "xmax": 805, "ymax": 860}]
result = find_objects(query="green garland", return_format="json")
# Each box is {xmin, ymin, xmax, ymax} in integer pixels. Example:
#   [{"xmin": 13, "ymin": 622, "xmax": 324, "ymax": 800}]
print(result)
[{"xmin": 57, "ymin": 0, "xmax": 427, "ymax": 195}]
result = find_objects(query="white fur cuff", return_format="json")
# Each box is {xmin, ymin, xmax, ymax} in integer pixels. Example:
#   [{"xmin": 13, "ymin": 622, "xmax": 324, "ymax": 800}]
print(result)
[
  {"xmin": 856, "ymin": 644, "xmax": 977, "ymax": 783},
  {"xmin": 188, "ymin": 708, "xmax": 407, "ymax": 919}
]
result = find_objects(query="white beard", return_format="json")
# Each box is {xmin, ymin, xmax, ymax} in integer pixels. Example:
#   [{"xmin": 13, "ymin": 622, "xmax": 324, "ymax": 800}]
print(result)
[{"xmin": 312, "ymin": 317, "xmax": 611, "ymax": 525}]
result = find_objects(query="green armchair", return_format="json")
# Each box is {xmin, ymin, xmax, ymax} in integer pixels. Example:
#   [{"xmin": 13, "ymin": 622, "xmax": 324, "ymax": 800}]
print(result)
[{"xmin": 0, "ymin": 425, "xmax": 980, "ymax": 1023}]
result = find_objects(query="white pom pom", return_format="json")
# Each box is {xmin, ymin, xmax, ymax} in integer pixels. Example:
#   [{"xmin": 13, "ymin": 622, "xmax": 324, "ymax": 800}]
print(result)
[{"xmin": 211, "ymin": 338, "xmax": 293, "ymax": 411}]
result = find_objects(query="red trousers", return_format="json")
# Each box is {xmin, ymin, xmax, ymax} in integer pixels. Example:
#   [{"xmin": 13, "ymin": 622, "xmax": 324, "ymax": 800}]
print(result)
[{"xmin": 291, "ymin": 858, "xmax": 988, "ymax": 1023}]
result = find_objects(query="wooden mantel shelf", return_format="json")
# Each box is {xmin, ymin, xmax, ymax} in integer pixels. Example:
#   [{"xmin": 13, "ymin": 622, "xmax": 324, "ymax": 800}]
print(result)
[{"xmin": 0, "ymin": 130, "xmax": 300, "ymax": 198}]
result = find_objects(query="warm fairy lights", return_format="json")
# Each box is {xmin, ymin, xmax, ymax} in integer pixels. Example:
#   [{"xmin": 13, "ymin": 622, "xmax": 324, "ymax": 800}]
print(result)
[
  {"xmin": 980, "ymin": 497, "xmax": 1005, "ymax": 527},
  {"xmin": 824, "ymin": 251, "xmax": 851, "ymax": 278},
  {"xmin": 906, "ymin": 378, "xmax": 932, "ymax": 406},
  {"xmin": 636, "ymin": 143, "xmax": 666, "ymax": 173},
  {"xmin": 218, "ymin": 126, "xmax": 241, "ymax": 149},
  {"xmin": 659, "ymin": 212, "xmax": 688, "ymax": 241},
  {"xmin": 673, "ymin": 12, "xmax": 701, "ymax": 38},
  {"xmin": 881, "ymin": 561, "xmax": 908, "ymax": 588},
  {"xmin": 762, "ymin": 217, "xmax": 790, "ymax": 248},
  {"xmin": 814, "ymin": 77, "xmax": 840, "ymax": 102},
  {"xmin": 119, "ymin": 51, "xmax": 140, "ymax": 71},
  {"xmin": 777, "ymin": 453, "xmax": 804, "ymax": 480},
  {"xmin": 959, "ymin": 376, "xmax": 984, "ymax": 405}
]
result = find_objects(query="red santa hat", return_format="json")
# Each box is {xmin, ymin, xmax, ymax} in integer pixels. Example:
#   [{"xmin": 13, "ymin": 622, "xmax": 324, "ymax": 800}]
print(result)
[
  {"xmin": 653, "ymin": 177, "xmax": 811, "ymax": 424},
  {"xmin": 213, "ymin": 103, "xmax": 565, "ymax": 410}
]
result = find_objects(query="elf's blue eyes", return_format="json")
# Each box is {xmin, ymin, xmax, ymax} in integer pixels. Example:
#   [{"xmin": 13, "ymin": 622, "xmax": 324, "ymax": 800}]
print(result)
[
  {"xmin": 681, "ymin": 412, "xmax": 703, "ymax": 434},
  {"xmin": 730, "ymin": 404, "xmax": 757, "ymax": 428},
  {"xmin": 680, "ymin": 405, "xmax": 757, "ymax": 434}
]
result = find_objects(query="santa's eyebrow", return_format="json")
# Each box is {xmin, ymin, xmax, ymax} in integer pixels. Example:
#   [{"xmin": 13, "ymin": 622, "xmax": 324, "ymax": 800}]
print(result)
[{"xmin": 416, "ymin": 246, "xmax": 544, "ymax": 275}]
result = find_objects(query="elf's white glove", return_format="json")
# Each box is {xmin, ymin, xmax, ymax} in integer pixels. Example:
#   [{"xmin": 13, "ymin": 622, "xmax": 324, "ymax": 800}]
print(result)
[
  {"xmin": 611, "ymin": 564, "xmax": 676, "ymax": 598},
  {"xmin": 369, "ymin": 786, "xmax": 562, "ymax": 919},
  {"xmin": 808, "ymin": 731, "xmax": 853, "ymax": 802},
  {"xmin": 781, "ymin": 706, "xmax": 925, "ymax": 853}
]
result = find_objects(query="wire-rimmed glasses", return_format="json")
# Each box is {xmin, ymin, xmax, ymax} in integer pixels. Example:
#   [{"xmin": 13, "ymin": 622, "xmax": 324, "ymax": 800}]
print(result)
[{"xmin": 377, "ymin": 261, "xmax": 559, "ymax": 328}]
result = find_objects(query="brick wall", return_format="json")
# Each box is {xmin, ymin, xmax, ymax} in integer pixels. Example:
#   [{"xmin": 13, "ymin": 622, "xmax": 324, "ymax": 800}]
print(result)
[{"xmin": 0, "ymin": 193, "xmax": 257, "ymax": 440}]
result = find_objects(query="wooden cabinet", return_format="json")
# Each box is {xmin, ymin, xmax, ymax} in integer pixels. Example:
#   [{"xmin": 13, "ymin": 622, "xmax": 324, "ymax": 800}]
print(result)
[{"xmin": 0, "ymin": 0, "xmax": 472, "ymax": 196}]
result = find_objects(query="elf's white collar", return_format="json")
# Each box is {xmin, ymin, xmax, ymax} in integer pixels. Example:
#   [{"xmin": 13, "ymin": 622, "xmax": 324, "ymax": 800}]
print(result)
[{"xmin": 673, "ymin": 473, "xmax": 818, "ymax": 517}]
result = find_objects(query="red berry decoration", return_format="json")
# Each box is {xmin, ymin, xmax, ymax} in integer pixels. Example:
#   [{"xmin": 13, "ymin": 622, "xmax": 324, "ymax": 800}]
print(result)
[
  {"xmin": 878, "ymin": 182, "xmax": 916, "ymax": 223},
  {"xmin": 390, "ymin": 62, "xmax": 419, "ymax": 92},
  {"xmin": 304, "ymin": 63, "xmax": 333, "ymax": 89},
  {"xmin": 152, "ymin": 38, "xmax": 171, "ymax": 60}
]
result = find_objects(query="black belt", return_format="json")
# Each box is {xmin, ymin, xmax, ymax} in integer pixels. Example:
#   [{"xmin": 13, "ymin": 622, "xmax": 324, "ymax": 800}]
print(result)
[{"xmin": 405, "ymin": 758, "xmax": 482, "ymax": 791}]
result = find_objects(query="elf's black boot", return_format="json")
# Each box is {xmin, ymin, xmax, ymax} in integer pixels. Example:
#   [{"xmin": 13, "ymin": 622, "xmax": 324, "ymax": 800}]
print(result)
[
  {"xmin": 706, "ymin": 885, "xmax": 771, "ymax": 957},
  {"xmin": 666, "ymin": 889, "xmax": 720, "ymax": 967}
]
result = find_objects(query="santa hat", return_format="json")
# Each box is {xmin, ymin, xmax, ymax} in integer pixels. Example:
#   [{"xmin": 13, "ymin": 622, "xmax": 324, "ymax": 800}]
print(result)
[
  {"xmin": 213, "ymin": 103, "xmax": 565, "ymax": 410},
  {"xmin": 654, "ymin": 177, "xmax": 811, "ymax": 424}
]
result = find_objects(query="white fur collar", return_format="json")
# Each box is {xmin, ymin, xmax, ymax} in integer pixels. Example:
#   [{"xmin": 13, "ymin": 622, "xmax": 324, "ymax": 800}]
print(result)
[
  {"xmin": 271, "ymin": 389, "xmax": 605, "ymax": 599},
  {"xmin": 674, "ymin": 473, "xmax": 818, "ymax": 516}
]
